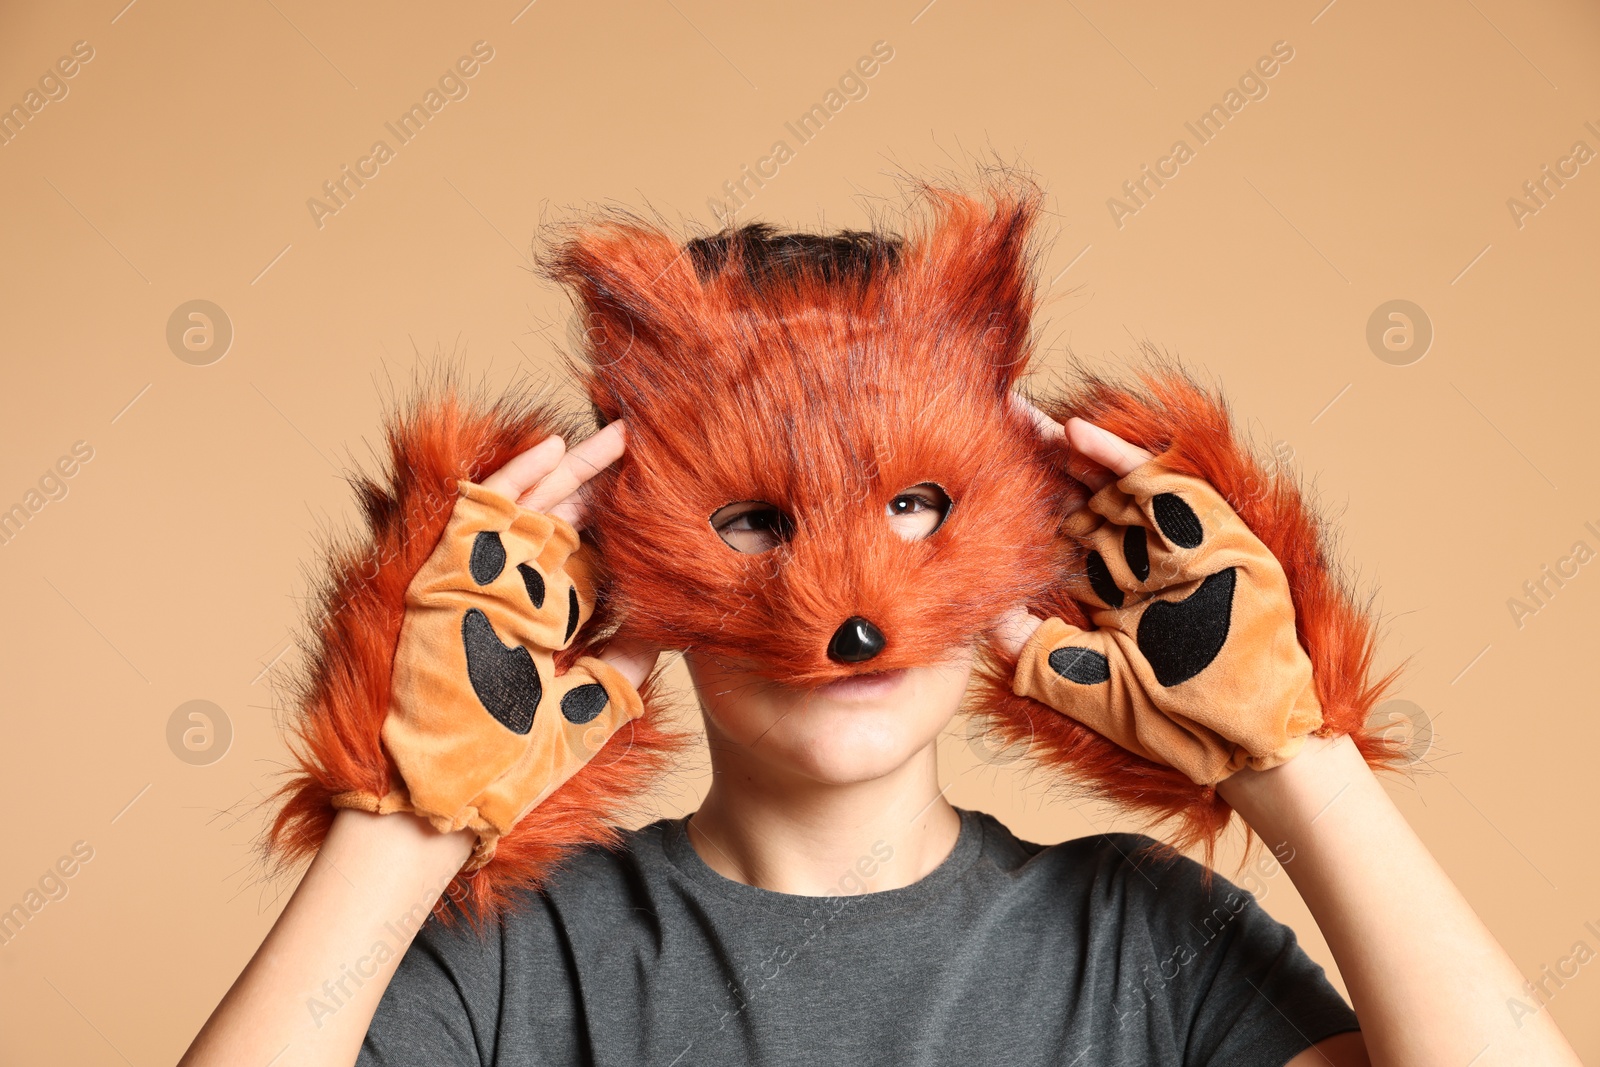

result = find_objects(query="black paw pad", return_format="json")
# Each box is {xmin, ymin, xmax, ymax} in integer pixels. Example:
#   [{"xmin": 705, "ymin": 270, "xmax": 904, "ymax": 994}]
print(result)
[
  {"xmin": 518, "ymin": 562, "xmax": 546, "ymax": 609},
  {"xmin": 1136, "ymin": 568, "xmax": 1236, "ymax": 687},
  {"xmin": 564, "ymin": 584, "xmax": 581, "ymax": 643},
  {"xmin": 1123, "ymin": 526, "xmax": 1149, "ymax": 582},
  {"xmin": 1048, "ymin": 646, "xmax": 1111, "ymax": 684},
  {"xmin": 461, "ymin": 608, "xmax": 541, "ymax": 734},
  {"xmin": 1152, "ymin": 494, "xmax": 1203, "ymax": 549},
  {"xmin": 560, "ymin": 683, "xmax": 609, "ymax": 725},
  {"xmin": 469, "ymin": 531, "xmax": 507, "ymax": 585},
  {"xmin": 1084, "ymin": 551, "xmax": 1124, "ymax": 608}
]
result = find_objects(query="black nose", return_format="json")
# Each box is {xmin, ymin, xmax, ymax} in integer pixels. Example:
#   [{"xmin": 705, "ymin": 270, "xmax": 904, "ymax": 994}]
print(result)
[{"xmin": 827, "ymin": 616, "xmax": 885, "ymax": 663}]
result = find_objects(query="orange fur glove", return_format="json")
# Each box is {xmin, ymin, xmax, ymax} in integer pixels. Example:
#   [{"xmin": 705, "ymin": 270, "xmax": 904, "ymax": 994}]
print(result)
[
  {"xmin": 1012, "ymin": 454, "xmax": 1323, "ymax": 785},
  {"xmin": 331, "ymin": 480, "xmax": 644, "ymax": 869}
]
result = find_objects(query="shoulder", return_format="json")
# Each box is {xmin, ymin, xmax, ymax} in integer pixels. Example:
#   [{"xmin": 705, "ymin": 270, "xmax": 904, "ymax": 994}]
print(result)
[
  {"xmin": 366, "ymin": 828, "xmax": 677, "ymax": 1067},
  {"xmin": 387, "ymin": 819, "xmax": 679, "ymax": 1010},
  {"xmin": 969, "ymin": 810, "xmax": 1217, "ymax": 895},
  {"xmin": 966, "ymin": 812, "xmax": 1279, "ymax": 940}
]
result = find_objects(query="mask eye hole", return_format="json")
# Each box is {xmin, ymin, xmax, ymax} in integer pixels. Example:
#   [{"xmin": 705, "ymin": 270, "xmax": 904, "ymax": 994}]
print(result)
[
  {"xmin": 710, "ymin": 501, "xmax": 796, "ymax": 554},
  {"xmin": 887, "ymin": 482, "xmax": 952, "ymax": 541}
]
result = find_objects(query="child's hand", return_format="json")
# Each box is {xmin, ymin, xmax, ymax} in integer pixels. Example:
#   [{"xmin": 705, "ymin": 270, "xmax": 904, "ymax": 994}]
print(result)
[
  {"xmin": 997, "ymin": 396, "xmax": 1323, "ymax": 786},
  {"xmin": 332, "ymin": 423, "xmax": 656, "ymax": 869}
]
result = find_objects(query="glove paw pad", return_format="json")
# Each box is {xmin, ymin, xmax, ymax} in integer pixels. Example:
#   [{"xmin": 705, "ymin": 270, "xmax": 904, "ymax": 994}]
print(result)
[
  {"xmin": 559, "ymin": 682, "xmax": 609, "ymax": 725},
  {"xmin": 470, "ymin": 530, "xmax": 509, "ymax": 584},
  {"xmin": 563, "ymin": 585, "xmax": 581, "ymax": 644},
  {"xmin": 1136, "ymin": 567, "xmax": 1236, "ymax": 687},
  {"xmin": 518, "ymin": 562, "xmax": 545, "ymax": 608},
  {"xmin": 1048, "ymin": 645, "xmax": 1112, "ymax": 685},
  {"xmin": 1085, "ymin": 551, "xmax": 1124, "ymax": 608},
  {"xmin": 1152, "ymin": 491, "xmax": 1204, "ymax": 548},
  {"xmin": 1123, "ymin": 525, "xmax": 1150, "ymax": 582},
  {"xmin": 461, "ymin": 607, "xmax": 542, "ymax": 735}
]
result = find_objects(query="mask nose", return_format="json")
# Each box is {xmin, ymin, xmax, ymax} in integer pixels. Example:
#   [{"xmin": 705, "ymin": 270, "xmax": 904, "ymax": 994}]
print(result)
[{"xmin": 827, "ymin": 616, "xmax": 885, "ymax": 664}]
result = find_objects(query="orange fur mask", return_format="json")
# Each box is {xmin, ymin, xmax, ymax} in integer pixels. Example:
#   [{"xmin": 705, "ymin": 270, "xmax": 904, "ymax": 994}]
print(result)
[{"xmin": 540, "ymin": 183, "xmax": 1066, "ymax": 685}]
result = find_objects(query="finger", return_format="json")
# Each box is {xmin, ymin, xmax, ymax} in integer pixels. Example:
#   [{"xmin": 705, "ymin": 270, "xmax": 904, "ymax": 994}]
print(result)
[
  {"xmin": 544, "ymin": 492, "xmax": 588, "ymax": 532},
  {"xmin": 992, "ymin": 605, "xmax": 1046, "ymax": 660},
  {"xmin": 1007, "ymin": 394, "xmax": 1108, "ymax": 520},
  {"xmin": 1065, "ymin": 449, "xmax": 1116, "ymax": 494},
  {"xmin": 594, "ymin": 632, "xmax": 663, "ymax": 691},
  {"xmin": 1065, "ymin": 418, "xmax": 1155, "ymax": 479},
  {"xmin": 519, "ymin": 421, "xmax": 627, "ymax": 515},
  {"xmin": 1010, "ymin": 391, "xmax": 1065, "ymax": 443},
  {"xmin": 480, "ymin": 435, "xmax": 567, "ymax": 501}
]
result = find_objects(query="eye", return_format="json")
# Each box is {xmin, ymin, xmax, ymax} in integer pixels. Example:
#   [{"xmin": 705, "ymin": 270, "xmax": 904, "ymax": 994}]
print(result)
[
  {"xmin": 710, "ymin": 500, "xmax": 796, "ymax": 554},
  {"xmin": 886, "ymin": 482, "xmax": 952, "ymax": 541}
]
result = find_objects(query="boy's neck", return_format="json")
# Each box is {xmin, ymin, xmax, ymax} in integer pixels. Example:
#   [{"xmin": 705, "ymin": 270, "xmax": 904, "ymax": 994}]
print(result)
[{"xmin": 685, "ymin": 742, "xmax": 962, "ymax": 896}]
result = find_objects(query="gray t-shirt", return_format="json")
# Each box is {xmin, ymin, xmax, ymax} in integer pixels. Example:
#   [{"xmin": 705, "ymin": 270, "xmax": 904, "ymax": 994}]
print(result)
[{"xmin": 359, "ymin": 807, "xmax": 1358, "ymax": 1065}]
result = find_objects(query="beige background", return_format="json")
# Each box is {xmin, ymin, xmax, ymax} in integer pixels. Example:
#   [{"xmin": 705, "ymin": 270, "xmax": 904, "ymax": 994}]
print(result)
[{"xmin": 2, "ymin": 0, "xmax": 1598, "ymax": 1062}]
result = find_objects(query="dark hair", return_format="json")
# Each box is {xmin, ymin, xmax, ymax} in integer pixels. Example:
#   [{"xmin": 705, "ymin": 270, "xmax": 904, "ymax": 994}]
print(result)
[
  {"xmin": 684, "ymin": 222, "xmax": 903, "ymax": 293},
  {"xmin": 590, "ymin": 223, "xmax": 905, "ymax": 427}
]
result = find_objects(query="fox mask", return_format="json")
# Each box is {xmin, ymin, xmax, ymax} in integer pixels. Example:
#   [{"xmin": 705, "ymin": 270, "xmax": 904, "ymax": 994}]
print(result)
[{"xmin": 541, "ymin": 184, "xmax": 1071, "ymax": 686}]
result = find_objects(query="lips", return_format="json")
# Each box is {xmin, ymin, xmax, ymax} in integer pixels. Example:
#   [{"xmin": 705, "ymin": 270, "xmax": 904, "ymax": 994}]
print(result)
[{"xmin": 811, "ymin": 668, "xmax": 908, "ymax": 701}]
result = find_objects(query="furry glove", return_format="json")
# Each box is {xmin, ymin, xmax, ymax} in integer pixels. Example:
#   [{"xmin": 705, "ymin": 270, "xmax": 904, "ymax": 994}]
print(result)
[
  {"xmin": 1011, "ymin": 453, "xmax": 1324, "ymax": 785},
  {"xmin": 331, "ymin": 480, "xmax": 644, "ymax": 869}
]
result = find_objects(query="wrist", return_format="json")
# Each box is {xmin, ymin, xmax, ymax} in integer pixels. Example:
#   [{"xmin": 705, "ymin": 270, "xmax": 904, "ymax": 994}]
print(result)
[
  {"xmin": 323, "ymin": 806, "xmax": 475, "ymax": 882},
  {"xmin": 1215, "ymin": 731, "xmax": 1371, "ymax": 842}
]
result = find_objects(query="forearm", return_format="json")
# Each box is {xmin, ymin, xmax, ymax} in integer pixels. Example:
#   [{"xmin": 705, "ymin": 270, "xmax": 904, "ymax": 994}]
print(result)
[
  {"xmin": 180, "ymin": 809, "xmax": 473, "ymax": 1067},
  {"xmin": 1219, "ymin": 734, "xmax": 1580, "ymax": 1067}
]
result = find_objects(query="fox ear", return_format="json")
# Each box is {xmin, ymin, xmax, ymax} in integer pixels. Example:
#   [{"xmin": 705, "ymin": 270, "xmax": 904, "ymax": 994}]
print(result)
[
  {"xmin": 538, "ymin": 216, "xmax": 710, "ymax": 421},
  {"xmin": 898, "ymin": 183, "xmax": 1046, "ymax": 391}
]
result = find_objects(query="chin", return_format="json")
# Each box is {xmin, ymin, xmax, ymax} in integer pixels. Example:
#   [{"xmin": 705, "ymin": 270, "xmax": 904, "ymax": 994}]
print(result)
[
  {"xmin": 771, "ymin": 694, "xmax": 935, "ymax": 784},
  {"xmin": 688, "ymin": 655, "xmax": 974, "ymax": 784}
]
